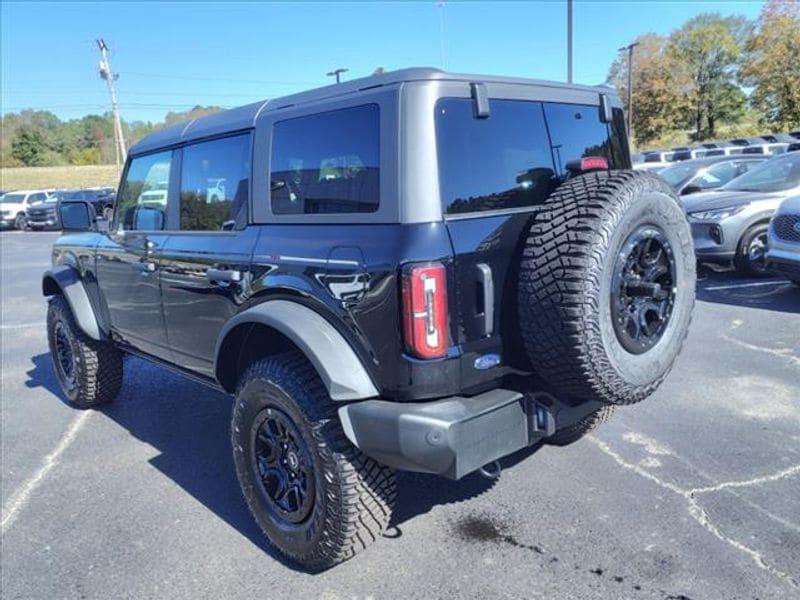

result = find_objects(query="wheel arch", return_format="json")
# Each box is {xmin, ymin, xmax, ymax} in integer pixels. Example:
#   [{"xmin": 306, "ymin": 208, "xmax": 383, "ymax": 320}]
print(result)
[
  {"xmin": 42, "ymin": 266, "xmax": 103, "ymax": 341},
  {"xmin": 214, "ymin": 300, "xmax": 379, "ymax": 401}
]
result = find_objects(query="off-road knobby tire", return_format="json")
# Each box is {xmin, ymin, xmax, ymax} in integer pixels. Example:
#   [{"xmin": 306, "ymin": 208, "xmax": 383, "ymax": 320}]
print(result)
[
  {"xmin": 231, "ymin": 351, "xmax": 396, "ymax": 571},
  {"xmin": 46, "ymin": 295, "xmax": 123, "ymax": 408},
  {"xmin": 518, "ymin": 170, "xmax": 695, "ymax": 405},
  {"xmin": 546, "ymin": 405, "xmax": 616, "ymax": 446},
  {"xmin": 734, "ymin": 223, "xmax": 769, "ymax": 277}
]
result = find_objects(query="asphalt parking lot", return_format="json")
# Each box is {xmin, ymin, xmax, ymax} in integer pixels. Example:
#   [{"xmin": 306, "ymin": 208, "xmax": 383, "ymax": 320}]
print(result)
[{"xmin": 1, "ymin": 230, "xmax": 798, "ymax": 600}]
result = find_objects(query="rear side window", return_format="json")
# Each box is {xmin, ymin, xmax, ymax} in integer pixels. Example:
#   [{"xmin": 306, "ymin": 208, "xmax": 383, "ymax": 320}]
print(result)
[
  {"xmin": 180, "ymin": 133, "xmax": 251, "ymax": 231},
  {"xmin": 543, "ymin": 103, "xmax": 617, "ymax": 174},
  {"xmin": 271, "ymin": 104, "xmax": 380, "ymax": 214},
  {"xmin": 116, "ymin": 151, "xmax": 172, "ymax": 231},
  {"xmin": 436, "ymin": 98, "xmax": 555, "ymax": 215}
]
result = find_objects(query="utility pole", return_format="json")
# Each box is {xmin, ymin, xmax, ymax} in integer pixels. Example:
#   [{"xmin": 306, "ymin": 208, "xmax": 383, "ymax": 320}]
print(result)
[
  {"xmin": 437, "ymin": 1, "xmax": 447, "ymax": 70},
  {"xmin": 96, "ymin": 39, "xmax": 126, "ymax": 173},
  {"xmin": 326, "ymin": 68, "xmax": 348, "ymax": 84},
  {"xmin": 618, "ymin": 41, "xmax": 639, "ymax": 142},
  {"xmin": 567, "ymin": 0, "xmax": 573, "ymax": 83}
]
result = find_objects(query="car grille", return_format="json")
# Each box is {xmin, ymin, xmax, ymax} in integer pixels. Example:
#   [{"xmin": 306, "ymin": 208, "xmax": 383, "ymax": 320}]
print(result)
[{"xmin": 772, "ymin": 214, "xmax": 800, "ymax": 243}]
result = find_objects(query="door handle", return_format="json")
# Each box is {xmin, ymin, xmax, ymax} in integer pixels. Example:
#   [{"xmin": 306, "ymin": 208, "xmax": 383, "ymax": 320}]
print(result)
[
  {"xmin": 206, "ymin": 268, "xmax": 241, "ymax": 283},
  {"xmin": 133, "ymin": 261, "xmax": 156, "ymax": 274}
]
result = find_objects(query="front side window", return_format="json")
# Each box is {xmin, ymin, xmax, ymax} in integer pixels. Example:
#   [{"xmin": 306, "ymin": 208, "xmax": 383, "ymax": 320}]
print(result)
[
  {"xmin": 117, "ymin": 151, "xmax": 172, "ymax": 231},
  {"xmin": 271, "ymin": 104, "xmax": 380, "ymax": 215},
  {"xmin": 436, "ymin": 98, "xmax": 555, "ymax": 215},
  {"xmin": 180, "ymin": 133, "xmax": 251, "ymax": 231}
]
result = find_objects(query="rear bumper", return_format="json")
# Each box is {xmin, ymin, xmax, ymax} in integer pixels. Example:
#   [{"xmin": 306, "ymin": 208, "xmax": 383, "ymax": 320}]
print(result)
[{"xmin": 339, "ymin": 389, "xmax": 601, "ymax": 479}]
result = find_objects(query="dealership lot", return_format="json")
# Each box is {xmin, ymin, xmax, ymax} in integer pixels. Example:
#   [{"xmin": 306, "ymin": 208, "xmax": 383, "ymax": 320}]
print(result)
[{"xmin": 1, "ymin": 230, "xmax": 798, "ymax": 599}]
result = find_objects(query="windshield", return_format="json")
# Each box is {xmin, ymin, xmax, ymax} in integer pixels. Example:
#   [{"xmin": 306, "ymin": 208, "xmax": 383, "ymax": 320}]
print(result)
[
  {"xmin": 659, "ymin": 163, "xmax": 696, "ymax": 187},
  {"xmin": 722, "ymin": 153, "xmax": 800, "ymax": 193},
  {"xmin": 1, "ymin": 193, "xmax": 25, "ymax": 204}
]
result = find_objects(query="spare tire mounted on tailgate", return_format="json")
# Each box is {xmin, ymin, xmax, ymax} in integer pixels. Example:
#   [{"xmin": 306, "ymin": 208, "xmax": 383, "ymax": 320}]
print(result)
[{"xmin": 518, "ymin": 170, "xmax": 695, "ymax": 405}]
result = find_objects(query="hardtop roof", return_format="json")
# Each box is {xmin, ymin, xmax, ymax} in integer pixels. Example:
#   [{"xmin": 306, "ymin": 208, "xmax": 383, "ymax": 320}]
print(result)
[{"xmin": 128, "ymin": 67, "xmax": 616, "ymax": 156}]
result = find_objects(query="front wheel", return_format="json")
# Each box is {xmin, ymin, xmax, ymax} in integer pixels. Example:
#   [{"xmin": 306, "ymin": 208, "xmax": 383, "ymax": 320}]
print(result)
[
  {"xmin": 103, "ymin": 206, "xmax": 114, "ymax": 221},
  {"xmin": 232, "ymin": 352, "xmax": 396, "ymax": 570},
  {"xmin": 14, "ymin": 213, "xmax": 26, "ymax": 230},
  {"xmin": 46, "ymin": 295, "xmax": 123, "ymax": 408},
  {"xmin": 735, "ymin": 223, "xmax": 769, "ymax": 277}
]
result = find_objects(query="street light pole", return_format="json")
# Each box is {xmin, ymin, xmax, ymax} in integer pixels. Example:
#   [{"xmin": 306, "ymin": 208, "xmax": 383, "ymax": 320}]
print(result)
[
  {"xmin": 326, "ymin": 68, "xmax": 349, "ymax": 84},
  {"xmin": 618, "ymin": 42, "xmax": 639, "ymax": 142},
  {"xmin": 567, "ymin": 0, "xmax": 573, "ymax": 83}
]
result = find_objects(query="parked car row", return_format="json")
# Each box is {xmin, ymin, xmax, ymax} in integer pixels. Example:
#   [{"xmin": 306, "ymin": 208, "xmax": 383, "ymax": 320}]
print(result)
[
  {"xmin": 632, "ymin": 145, "xmax": 800, "ymax": 279},
  {"xmin": 634, "ymin": 131, "xmax": 800, "ymax": 172},
  {"xmin": 0, "ymin": 187, "xmax": 115, "ymax": 230}
]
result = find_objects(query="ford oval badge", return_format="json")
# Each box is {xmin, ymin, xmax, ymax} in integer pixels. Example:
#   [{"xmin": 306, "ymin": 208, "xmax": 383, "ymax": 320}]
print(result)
[{"xmin": 474, "ymin": 354, "xmax": 501, "ymax": 370}]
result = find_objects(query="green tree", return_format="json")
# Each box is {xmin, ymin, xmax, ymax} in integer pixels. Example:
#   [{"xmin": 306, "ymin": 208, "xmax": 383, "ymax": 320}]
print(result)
[
  {"xmin": 741, "ymin": 0, "xmax": 800, "ymax": 130},
  {"xmin": 11, "ymin": 126, "xmax": 47, "ymax": 166},
  {"xmin": 607, "ymin": 33, "xmax": 691, "ymax": 147},
  {"xmin": 668, "ymin": 13, "xmax": 750, "ymax": 139}
]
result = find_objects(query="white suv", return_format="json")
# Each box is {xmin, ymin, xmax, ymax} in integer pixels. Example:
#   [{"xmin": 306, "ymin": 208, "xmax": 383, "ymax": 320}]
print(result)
[{"xmin": 0, "ymin": 190, "xmax": 55, "ymax": 230}]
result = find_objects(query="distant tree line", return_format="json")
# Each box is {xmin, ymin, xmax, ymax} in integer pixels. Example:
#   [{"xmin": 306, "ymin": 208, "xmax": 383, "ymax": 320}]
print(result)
[
  {"xmin": 1, "ymin": 106, "xmax": 222, "ymax": 168},
  {"xmin": 608, "ymin": 0, "xmax": 799, "ymax": 149}
]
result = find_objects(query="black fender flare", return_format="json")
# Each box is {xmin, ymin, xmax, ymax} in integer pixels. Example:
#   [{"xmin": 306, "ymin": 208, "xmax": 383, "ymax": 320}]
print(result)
[
  {"xmin": 42, "ymin": 266, "xmax": 103, "ymax": 341},
  {"xmin": 215, "ymin": 300, "xmax": 379, "ymax": 401}
]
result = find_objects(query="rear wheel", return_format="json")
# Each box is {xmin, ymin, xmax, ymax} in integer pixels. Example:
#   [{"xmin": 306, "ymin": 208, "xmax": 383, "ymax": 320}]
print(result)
[
  {"xmin": 103, "ymin": 206, "xmax": 114, "ymax": 221},
  {"xmin": 46, "ymin": 295, "xmax": 123, "ymax": 408},
  {"xmin": 546, "ymin": 405, "xmax": 616, "ymax": 446},
  {"xmin": 14, "ymin": 213, "xmax": 26, "ymax": 230},
  {"xmin": 735, "ymin": 223, "xmax": 769, "ymax": 277},
  {"xmin": 518, "ymin": 171, "xmax": 696, "ymax": 405},
  {"xmin": 232, "ymin": 352, "xmax": 395, "ymax": 570}
]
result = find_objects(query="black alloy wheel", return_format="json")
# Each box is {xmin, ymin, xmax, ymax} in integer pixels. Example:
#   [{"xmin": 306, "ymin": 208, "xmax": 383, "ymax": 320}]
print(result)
[
  {"xmin": 53, "ymin": 320, "xmax": 77, "ymax": 393},
  {"xmin": 611, "ymin": 226, "xmax": 677, "ymax": 354},
  {"xmin": 252, "ymin": 406, "xmax": 315, "ymax": 524}
]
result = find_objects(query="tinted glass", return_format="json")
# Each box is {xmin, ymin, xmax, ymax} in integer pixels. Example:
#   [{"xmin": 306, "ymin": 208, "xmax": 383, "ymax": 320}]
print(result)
[
  {"xmin": 1, "ymin": 194, "xmax": 25, "ymax": 204},
  {"xmin": 180, "ymin": 133, "xmax": 251, "ymax": 231},
  {"xmin": 659, "ymin": 163, "xmax": 696, "ymax": 187},
  {"xmin": 543, "ymin": 103, "xmax": 616, "ymax": 174},
  {"xmin": 693, "ymin": 162, "xmax": 737, "ymax": 189},
  {"xmin": 722, "ymin": 153, "xmax": 800, "ymax": 192},
  {"xmin": 436, "ymin": 98, "xmax": 555, "ymax": 215},
  {"xmin": 271, "ymin": 104, "xmax": 379, "ymax": 215},
  {"xmin": 117, "ymin": 151, "xmax": 172, "ymax": 231}
]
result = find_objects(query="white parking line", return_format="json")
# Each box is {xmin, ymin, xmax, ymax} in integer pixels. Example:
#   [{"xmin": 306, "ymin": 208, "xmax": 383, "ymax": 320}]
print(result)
[
  {"xmin": 0, "ymin": 322, "xmax": 42, "ymax": 330},
  {"xmin": 703, "ymin": 280, "xmax": 790, "ymax": 291},
  {"xmin": 1, "ymin": 411, "xmax": 92, "ymax": 535}
]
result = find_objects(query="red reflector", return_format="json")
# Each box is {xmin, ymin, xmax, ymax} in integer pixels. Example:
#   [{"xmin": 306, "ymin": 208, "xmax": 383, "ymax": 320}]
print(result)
[
  {"xmin": 580, "ymin": 156, "xmax": 609, "ymax": 171},
  {"xmin": 401, "ymin": 262, "xmax": 448, "ymax": 359}
]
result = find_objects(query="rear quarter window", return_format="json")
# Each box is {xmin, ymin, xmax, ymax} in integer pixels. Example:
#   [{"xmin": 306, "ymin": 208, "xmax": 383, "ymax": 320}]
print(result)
[{"xmin": 270, "ymin": 104, "xmax": 380, "ymax": 215}]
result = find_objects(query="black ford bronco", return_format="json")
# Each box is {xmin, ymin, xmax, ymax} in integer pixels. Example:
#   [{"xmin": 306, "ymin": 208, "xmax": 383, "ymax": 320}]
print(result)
[{"xmin": 44, "ymin": 68, "xmax": 695, "ymax": 569}]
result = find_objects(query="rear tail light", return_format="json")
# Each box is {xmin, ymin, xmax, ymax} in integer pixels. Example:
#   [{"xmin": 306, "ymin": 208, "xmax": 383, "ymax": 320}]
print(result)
[{"xmin": 401, "ymin": 262, "xmax": 448, "ymax": 359}]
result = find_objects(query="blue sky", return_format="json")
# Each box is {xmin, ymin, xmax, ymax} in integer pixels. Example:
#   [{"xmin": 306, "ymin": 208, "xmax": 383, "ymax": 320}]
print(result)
[{"xmin": 1, "ymin": 1, "xmax": 764, "ymax": 123}]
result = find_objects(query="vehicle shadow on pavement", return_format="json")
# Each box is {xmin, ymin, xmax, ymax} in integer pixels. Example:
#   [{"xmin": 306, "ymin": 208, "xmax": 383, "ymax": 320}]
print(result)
[
  {"xmin": 696, "ymin": 266, "xmax": 800, "ymax": 314},
  {"xmin": 24, "ymin": 352, "xmax": 540, "ymax": 571},
  {"xmin": 24, "ymin": 353, "xmax": 300, "ymax": 570}
]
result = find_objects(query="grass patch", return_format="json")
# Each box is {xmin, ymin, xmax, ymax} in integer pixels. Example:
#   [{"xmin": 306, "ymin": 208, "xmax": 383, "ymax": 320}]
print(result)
[{"xmin": 1, "ymin": 165, "xmax": 121, "ymax": 191}]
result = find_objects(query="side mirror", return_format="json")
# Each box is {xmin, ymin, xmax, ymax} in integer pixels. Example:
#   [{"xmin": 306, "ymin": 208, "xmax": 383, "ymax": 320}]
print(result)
[
  {"xmin": 681, "ymin": 185, "xmax": 703, "ymax": 196},
  {"xmin": 59, "ymin": 200, "xmax": 97, "ymax": 232}
]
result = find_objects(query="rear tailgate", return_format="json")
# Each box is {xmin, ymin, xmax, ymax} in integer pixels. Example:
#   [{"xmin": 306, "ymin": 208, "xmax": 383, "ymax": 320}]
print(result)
[{"xmin": 436, "ymin": 95, "xmax": 629, "ymax": 389}]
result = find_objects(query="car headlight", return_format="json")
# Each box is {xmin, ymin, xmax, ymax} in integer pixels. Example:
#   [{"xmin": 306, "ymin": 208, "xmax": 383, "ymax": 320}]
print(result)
[{"xmin": 688, "ymin": 205, "xmax": 747, "ymax": 222}]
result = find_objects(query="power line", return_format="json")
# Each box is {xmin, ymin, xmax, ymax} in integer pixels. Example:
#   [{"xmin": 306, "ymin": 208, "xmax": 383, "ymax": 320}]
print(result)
[{"xmin": 121, "ymin": 71, "xmax": 319, "ymax": 86}]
